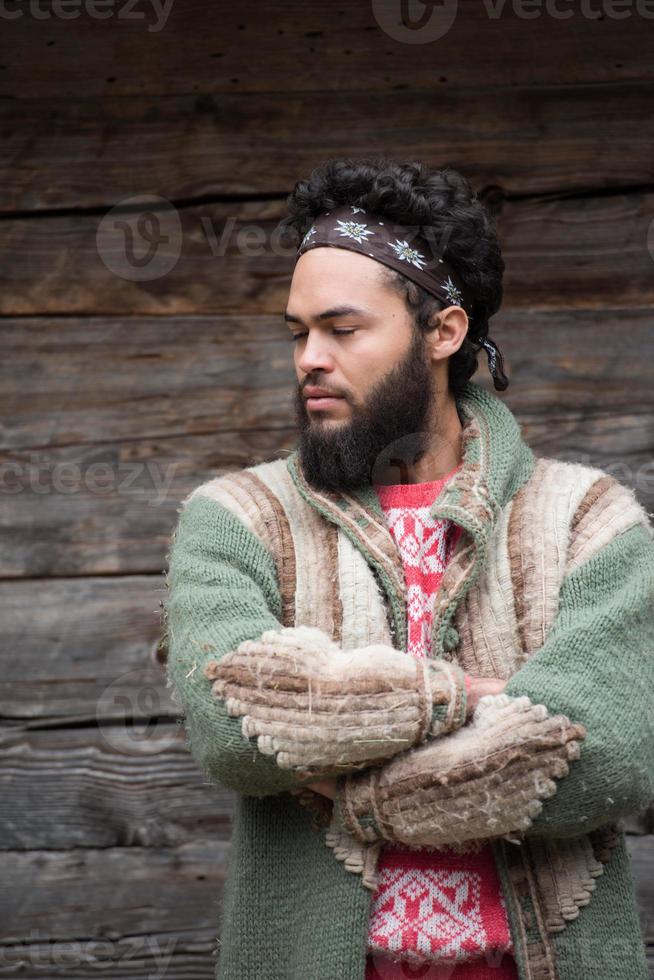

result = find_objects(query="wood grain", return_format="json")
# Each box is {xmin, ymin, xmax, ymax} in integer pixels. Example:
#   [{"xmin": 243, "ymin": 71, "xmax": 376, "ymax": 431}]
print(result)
[
  {"xmin": 3, "ymin": 83, "xmax": 654, "ymax": 213},
  {"xmin": 2, "ymin": 0, "xmax": 653, "ymax": 101},
  {"xmin": 2, "ymin": 190, "xmax": 653, "ymax": 314}
]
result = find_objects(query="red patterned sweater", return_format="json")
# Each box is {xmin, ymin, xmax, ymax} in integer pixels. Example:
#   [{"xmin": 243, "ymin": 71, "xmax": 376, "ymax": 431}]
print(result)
[{"xmin": 365, "ymin": 463, "xmax": 518, "ymax": 980}]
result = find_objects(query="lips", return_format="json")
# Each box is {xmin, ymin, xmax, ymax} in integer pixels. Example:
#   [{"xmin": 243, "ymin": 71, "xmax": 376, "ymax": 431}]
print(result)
[
  {"xmin": 305, "ymin": 396, "xmax": 342, "ymax": 406},
  {"xmin": 303, "ymin": 388, "xmax": 342, "ymax": 399}
]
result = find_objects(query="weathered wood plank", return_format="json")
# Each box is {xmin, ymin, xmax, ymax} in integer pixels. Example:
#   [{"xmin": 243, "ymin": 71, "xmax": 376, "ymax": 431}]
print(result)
[
  {"xmin": 2, "ymin": 1, "xmax": 653, "ymax": 101},
  {"xmin": 0, "ymin": 724, "xmax": 233, "ymax": 850},
  {"xmin": 0, "ymin": 576, "xmax": 170, "ymax": 721},
  {"xmin": 2, "ymin": 189, "xmax": 653, "ymax": 314},
  {"xmin": 0, "ymin": 840, "xmax": 228, "ymax": 977},
  {"xmin": 1, "ymin": 83, "xmax": 653, "ymax": 216}
]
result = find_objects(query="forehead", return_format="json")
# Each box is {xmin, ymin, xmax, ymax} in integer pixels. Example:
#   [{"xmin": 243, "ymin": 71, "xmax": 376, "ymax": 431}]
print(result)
[{"xmin": 288, "ymin": 246, "xmax": 394, "ymax": 310}]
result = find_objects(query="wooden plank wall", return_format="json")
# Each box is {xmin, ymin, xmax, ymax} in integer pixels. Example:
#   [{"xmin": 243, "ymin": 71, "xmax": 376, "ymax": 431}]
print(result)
[{"xmin": 1, "ymin": 2, "xmax": 653, "ymax": 976}]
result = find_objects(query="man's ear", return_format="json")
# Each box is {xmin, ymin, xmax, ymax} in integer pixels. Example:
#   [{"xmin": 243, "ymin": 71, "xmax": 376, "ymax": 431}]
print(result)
[{"xmin": 425, "ymin": 306, "xmax": 469, "ymax": 362}]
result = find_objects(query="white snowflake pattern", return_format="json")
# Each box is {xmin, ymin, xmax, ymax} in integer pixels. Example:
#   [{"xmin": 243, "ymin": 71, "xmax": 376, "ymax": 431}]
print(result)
[
  {"xmin": 301, "ymin": 224, "xmax": 316, "ymax": 247},
  {"xmin": 441, "ymin": 275, "xmax": 463, "ymax": 305},
  {"xmin": 350, "ymin": 205, "xmax": 365, "ymax": 213},
  {"xmin": 389, "ymin": 239, "xmax": 427, "ymax": 270},
  {"xmin": 335, "ymin": 219, "xmax": 374, "ymax": 244}
]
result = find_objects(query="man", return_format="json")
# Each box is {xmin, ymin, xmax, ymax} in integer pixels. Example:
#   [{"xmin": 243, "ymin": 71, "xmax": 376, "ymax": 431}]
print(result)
[{"xmin": 162, "ymin": 158, "xmax": 654, "ymax": 980}]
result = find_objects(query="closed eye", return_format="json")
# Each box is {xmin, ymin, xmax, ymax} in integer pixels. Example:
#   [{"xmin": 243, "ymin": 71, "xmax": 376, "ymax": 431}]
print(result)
[{"xmin": 288, "ymin": 329, "xmax": 356, "ymax": 342}]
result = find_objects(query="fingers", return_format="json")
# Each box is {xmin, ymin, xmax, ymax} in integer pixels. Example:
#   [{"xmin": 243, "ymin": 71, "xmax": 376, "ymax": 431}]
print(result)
[
  {"xmin": 377, "ymin": 747, "xmax": 575, "ymax": 846},
  {"xmin": 233, "ymin": 700, "xmax": 422, "ymax": 733}
]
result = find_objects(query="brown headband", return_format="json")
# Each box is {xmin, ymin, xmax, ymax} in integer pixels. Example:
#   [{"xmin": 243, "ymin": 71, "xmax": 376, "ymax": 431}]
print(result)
[{"xmin": 295, "ymin": 204, "xmax": 509, "ymax": 391}]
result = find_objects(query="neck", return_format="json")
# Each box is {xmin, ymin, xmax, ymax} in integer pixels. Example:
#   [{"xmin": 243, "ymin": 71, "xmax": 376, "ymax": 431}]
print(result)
[{"xmin": 375, "ymin": 389, "xmax": 464, "ymax": 486}]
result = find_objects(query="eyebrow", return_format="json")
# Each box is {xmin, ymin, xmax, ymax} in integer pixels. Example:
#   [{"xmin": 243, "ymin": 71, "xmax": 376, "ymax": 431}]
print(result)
[{"xmin": 283, "ymin": 304, "xmax": 371, "ymax": 325}]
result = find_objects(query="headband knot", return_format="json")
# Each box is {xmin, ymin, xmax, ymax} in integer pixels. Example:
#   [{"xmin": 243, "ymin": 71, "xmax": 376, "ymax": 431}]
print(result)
[{"xmin": 478, "ymin": 336, "xmax": 509, "ymax": 392}]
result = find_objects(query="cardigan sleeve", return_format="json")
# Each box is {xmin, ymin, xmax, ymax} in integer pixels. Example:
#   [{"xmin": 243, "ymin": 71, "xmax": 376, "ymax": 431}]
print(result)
[
  {"xmin": 162, "ymin": 488, "xmax": 467, "ymax": 798},
  {"xmin": 504, "ymin": 517, "xmax": 654, "ymax": 839},
  {"xmin": 333, "ymin": 517, "xmax": 654, "ymax": 847}
]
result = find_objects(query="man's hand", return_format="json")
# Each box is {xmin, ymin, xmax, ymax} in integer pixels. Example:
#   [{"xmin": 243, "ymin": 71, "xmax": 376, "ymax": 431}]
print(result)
[
  {"xmin": 465, "ymin": 675, "xmax": 507, "ymax": 718},
  {"xmin": 335, "ymin": 693, "xmax": 586, "ymax": 849},
  {"xmin": 305, "ymin": 777, "xmax": 338, "ymax": 799},
  {"xmin": 305, "ymin": 677, "xmax": 506, "ymax": 800}
]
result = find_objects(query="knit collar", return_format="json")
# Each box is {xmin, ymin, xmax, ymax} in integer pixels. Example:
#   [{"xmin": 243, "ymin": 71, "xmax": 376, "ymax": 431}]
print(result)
[{"xmin": 286, "ymin": 380, "xmax": 536, "ymax": 653}]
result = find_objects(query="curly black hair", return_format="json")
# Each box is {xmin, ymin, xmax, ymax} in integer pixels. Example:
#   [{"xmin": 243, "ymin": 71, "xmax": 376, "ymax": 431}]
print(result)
[{"xmin": 279, "ymin": 156, "xmax": 505, "ymax": 398}]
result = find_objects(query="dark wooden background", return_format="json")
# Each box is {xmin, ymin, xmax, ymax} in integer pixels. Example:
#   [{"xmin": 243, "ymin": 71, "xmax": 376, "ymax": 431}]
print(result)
[{"xmin": 1, "ymin": 2, "xmax": 653, "ymax": 976}]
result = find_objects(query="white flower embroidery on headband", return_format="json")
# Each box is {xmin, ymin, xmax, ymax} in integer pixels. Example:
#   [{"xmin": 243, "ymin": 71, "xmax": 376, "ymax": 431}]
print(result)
[
  {"xmin": 389, "ymin": 239, "xmax": 427, "ymax": 270},
  {"xmin": 335, "ymin": 219, "xmax": 374, "ymax": 244},
  {"xmin": 441, "ymin": 275, "xmax": 463, "ymax": 305},
  {"xmin": 301, "ymin": 225, "xmax": 317, "ymax": 246}
]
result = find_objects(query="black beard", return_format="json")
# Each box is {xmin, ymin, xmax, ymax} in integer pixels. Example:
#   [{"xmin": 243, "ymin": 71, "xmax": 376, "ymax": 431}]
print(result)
[{"xmin": 292, "ymin": 327, "xmax": 437, "ymax": 492}]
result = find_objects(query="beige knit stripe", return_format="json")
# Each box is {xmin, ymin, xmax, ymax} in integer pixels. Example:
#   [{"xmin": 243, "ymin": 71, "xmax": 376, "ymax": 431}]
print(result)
[
  {"xmin": 292, "ymin": 462, "xmax": 407, "ymax": 606},
  {"xmin": 214, "ymin": 471, "xmax": 278, "ymax": 543},
  {"xmin": 521, "ymin": 848, "xmax": 559, "ymax": 980},
  {"xmin": 544, "ymin": 839, "xmax": 578, "ymax": 931},
  {"xmin": 324, "ymin": 521, "xmax": 344, "ymax": 644},
  {"xmin": 529, "ymin": 838, "xmax": 567, "ymax": 934},
  {"xmin": 223, "ymin": 470, "xmax": 298, "ymax": 629},
  {"xmin": 337, "ymin": 530, "xmax": 394, "ymax": 649},
  {"xmin": 564, "ymin": 835, "xmax": 602, "ymax": 909},
  {"xmin": 250, "ymin": 458, "xmax": 324, "ymax": 633},
  {"xmin": 506, "ymin": 474, "xmax": 530, "ymax": 657},
  {"xmin": 504, "ymin": 842, "xmax": 562, "ymax": 980},
  {"xmin": 456, "ymin": 498, "xmax": 522, "ymax": 678},
  {"xmin": 336, "ymin": 500, "xmax": 406, "ymax": 606},
  {"xmin": 568, "ymin": 476, "xmax": 651, "ymax": 572},
  {"xmin": 504, "ymin": 846, "xmax": 538, "ymax": 980},
  {"xmin": 508, "ymin": 458, "xmax": 603, "ymax": 657},
  {"xmin": 570, "ymin": 473, "xmax": 614, "ymax": 531},
  {"xmin": 297, "ymin": 515, "xmax": 344, "ymax": 643},
  {"xmin": 251, "ymin": 458, "xmax": 342, "ymax": 640},
  {"xmin": 187, "ymin": 473, "xmax": 259, "ymax": 535},
  {"xmin": 514, "ymin": 458, "xmax": 568, "ymax": 655}
]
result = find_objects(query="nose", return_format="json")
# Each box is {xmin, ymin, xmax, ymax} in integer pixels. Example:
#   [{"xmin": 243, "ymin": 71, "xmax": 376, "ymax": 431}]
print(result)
[{"xmin": 295, "ymin": 332, "xmax": 336, "ymax": 377}]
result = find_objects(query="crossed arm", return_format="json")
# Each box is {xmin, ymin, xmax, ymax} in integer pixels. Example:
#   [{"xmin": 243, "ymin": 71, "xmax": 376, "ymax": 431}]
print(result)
[
  {"xmin": 165, "ymin": 490, "xmax": 654, "ymax": 847},
  {"xmin": 304, "ymin": 672, "xmax": 504, "ymax": 799}
]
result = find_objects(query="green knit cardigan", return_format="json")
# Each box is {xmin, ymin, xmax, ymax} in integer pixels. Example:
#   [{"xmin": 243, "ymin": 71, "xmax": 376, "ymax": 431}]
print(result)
[{"xmin": 162, "ymin": 381, "xmax": 654, "ymax": 980}]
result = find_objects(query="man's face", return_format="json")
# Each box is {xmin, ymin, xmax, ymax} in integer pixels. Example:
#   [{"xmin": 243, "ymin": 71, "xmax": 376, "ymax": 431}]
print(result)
[{"xmin": 285, "ymin": 247, "xmax": 439, "ymax": 492}]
